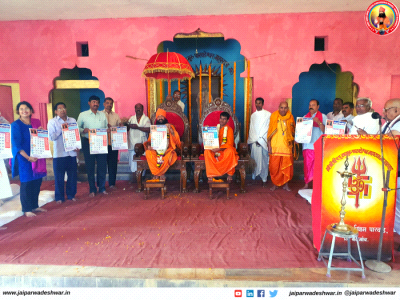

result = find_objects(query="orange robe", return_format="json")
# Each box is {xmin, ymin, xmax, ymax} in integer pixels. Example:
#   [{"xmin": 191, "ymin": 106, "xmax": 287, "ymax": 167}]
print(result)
[
  {"xmin": 144, "ymin": 125, "xmax": 181, "ymax": 176},
  {"xmin": 204, "ymin": 126, "xmax": 239, "ymax": 177},
  {"xmin": 267, "ymin": 111, "xmax": 295, "ymax": 186}
]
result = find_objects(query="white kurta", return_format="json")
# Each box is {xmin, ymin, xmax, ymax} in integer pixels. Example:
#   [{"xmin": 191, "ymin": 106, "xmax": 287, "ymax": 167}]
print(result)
[
  {"xmin": 247, "ymin": 109, "xmax": 271, "ymax": 182},
  {"xmin": 349, "ymin": 112, "xmax": 380, "ymax": 135},
  {"xmin": 327, "ymin": 111, "xmax": 344, "ymax": 121},
  {"xmin": 128, "ymin": 114, "xmax": 151, "ymax": 172}
]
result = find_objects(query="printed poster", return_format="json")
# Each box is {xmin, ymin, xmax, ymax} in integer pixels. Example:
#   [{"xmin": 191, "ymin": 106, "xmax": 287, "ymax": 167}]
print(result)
[
  {"xmin": 111, "ymin": 126, "xmax": 128, "ymax": 150},
  {"xmin": 62, "ymin": 122, "xmax": 82, "ymax": 152},
  {"xmin": 30, "ymin": 129, "xmax": 52, "ymax": 158},
  {"xmin": 89, "ymin": 128, "xmax": 108, "ymax": 154},
  {"xmin": 150, "ymin": 125, "xmax": 168, "ymax": 153},
  {"xmin": 324, "ymin": 120, "xmax": 346, "ymax": 135},
  {"xmin": 314, "ymin": 135, "xmax": 398, "ymax": 260},
  {"xmin": 294, "ymin": 117, "xmax": 313, "ymax": 144},
  {"xmin": 202, "ymin": 126, "xmax": 219, "ymax": 150},
  {"xmin": 0, "ymin": 123, "xmax": 12, "ymax": 159}
]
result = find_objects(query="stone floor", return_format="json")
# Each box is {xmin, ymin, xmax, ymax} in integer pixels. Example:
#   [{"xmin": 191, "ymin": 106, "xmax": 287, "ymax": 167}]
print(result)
[{"xmin": 1, "ymin": 264, "xmax": 399, "ymax": 288}]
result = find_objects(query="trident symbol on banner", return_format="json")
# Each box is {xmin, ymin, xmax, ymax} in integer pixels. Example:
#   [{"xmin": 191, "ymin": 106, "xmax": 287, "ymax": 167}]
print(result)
[{"xmin": 347, "ymin": 157, "xmax": 372, "ymax": 208}]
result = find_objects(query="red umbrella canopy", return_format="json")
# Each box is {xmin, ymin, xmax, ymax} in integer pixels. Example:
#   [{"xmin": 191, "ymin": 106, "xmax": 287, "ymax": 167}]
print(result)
[{"xmin": 142, "ymin": 52, "xmax": 195, "ymax": 81}]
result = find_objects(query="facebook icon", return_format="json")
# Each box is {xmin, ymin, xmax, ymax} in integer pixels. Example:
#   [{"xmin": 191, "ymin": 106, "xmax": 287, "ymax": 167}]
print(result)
[{"xmin": 257, "ymin": 290, "xmax": 265, "ymax": 297}]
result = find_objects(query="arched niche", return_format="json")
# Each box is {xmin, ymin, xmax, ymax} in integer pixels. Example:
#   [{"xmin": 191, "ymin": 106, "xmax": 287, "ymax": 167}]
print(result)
[
  {"xmin": 292, "ymin": 61, "xmax": 356, "ymax": 119},
  {"xmin": 50, "ymin": 66, "xmax": 105, "ymax": 121},
  {"xmin": 156, "ymin": 29, "xmax": 247, "ymax": 142}
]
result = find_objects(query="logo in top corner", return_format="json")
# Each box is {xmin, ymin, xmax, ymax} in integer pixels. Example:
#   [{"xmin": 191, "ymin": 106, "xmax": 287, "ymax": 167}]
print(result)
[{"xmin": 365, "ymin": 1, "xmax": 399, "ymax": 35}]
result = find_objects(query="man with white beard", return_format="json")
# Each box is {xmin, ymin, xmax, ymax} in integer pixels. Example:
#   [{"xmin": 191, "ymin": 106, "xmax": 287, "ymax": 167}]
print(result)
[{"xmin": 247, "ymin": 97, "xmax": 271, "ymax": 187}]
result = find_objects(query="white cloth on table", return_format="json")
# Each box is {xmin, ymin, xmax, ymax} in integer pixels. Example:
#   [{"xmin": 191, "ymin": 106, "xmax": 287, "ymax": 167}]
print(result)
[{"xmin": 349, "ymin": 112, "xmax": 380, "ymax": 135}]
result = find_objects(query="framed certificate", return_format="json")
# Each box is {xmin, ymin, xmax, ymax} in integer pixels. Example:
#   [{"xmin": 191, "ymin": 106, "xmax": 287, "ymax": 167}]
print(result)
[
  {"xmin": 111, "ymin": 126, "xmax": 128, "ymax": 150},
  {"xmin": 30, "ymin": 129, "xmax": 52, "ymax": 158},
  {"xmin": 89, "ymin": 128, "xmax": 108, "ymax": 154},
  {"xmin": 62, "ymin": 122, "xmax": 82, "ymax": 152}
]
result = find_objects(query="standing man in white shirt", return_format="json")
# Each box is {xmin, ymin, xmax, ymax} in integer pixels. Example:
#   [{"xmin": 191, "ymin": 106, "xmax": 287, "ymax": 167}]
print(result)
[
  {"xmin": 172, "ymin": 90, "xmax": 185, "ymax": 112},
  {"xmin": 327, "ymin": 98, "xmax": 344, "ymax": 121},
  {"xmin": 48, "ymin": 102, "xmax": 78, "ymax": 203},
  {"xmin": 128, "ymin": 103, "xmax": 151, "ymax": 173},
  {"xmin": 349, "ymin": 98, "xmax": 379, "ymax": 135},
  {"xmin": 247, "ymin": 97, "xmax": 271, "ymax": 186},
  {"xmin": 102, "ymin": 97, "xmax": 121, "ymax": 189}
]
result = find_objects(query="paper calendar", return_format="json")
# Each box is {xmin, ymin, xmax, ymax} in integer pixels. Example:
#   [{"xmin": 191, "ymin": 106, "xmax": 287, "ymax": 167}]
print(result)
[
  {"xmin": 89, "ymin": 128, "xmax": 108, "ymax": 154},
  {"xmin": 202, "ymin": 126, "xmax": 219, "ymax": 150},
  {"xmin": 30, "ymin": 128, "xmax": 52, "ymax": 158},
  {"xmin": 62, "ymin": 122, "xmax": 82, "ymax": 152},
  {"xmin": 324, "ymin": 120, "xmax": 346, "ymax": 135},
  {"xmin": 111, "ymin": 126, "xmax": 128, "ymax": 150},
  {"xmin": 0, "ymin": 123, "xmax": 12, "ymax": 159},
  {"xmin": 294, "ymin": 117, "xmax": 313, "ymax": 144},
  {"xmin": 150, "ymin": 125, "xmax": 168, "ymax": 153}
]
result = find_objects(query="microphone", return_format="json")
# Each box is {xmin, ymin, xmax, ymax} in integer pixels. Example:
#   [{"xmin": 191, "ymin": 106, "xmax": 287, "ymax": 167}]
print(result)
[{"xmin": 372, "ymin": 112, "xmax": 382, "ymax": 119}]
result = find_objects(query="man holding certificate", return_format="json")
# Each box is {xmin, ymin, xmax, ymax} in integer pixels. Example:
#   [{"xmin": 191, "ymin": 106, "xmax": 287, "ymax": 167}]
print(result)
[
  {"xmin": 204, "ymin": 112, "xmax": 239, "ymax": 183},
  {"xmin": 48, "ymin": 102, "xmax": 79, "ymax": 203},
  {"xmin": 77, "ymin": 95, "xmax": 108, "ymax": 197},
  {"xmin": 102, "ymin": 97, "xmax": 122, "ymax": 189},
  {"xmin": 301, "ymin": 99, "xmax": 327, "ymax": 189},
  {"xmin": 144, "ymin": 109, "xmax": 181, "ymax": 180}
]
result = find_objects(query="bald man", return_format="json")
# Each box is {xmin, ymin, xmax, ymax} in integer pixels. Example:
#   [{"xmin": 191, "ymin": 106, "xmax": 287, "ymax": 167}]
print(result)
[
  {"xmin": 267, "ymin": 102, "xmax": 295, "ymax": 191},
  {"xmin": 382, "ymin": 98, "xmax": 400, "ymax": 239}
]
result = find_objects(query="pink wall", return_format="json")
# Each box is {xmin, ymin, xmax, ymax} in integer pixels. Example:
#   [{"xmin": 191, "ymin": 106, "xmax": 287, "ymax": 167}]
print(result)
[{"xmin": 0, "ymin": 11, "xmax": 399, "ymax": 119}]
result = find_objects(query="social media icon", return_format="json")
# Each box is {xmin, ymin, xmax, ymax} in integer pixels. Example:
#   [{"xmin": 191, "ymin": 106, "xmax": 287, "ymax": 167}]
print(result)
[
  {"xmin": 246, "ymin": 290, "xmax": 254, "ymax": 297},
  {"xmin": 235, "ymin": 290, "xmax": 242, "ymax": 297},
  {"xmin": 269, "ymin": 290, "xmax": 278, "ymax": 298},
  {"xmin": 257, "ymin": 290, "xmax": 265, "ymax": 297}
]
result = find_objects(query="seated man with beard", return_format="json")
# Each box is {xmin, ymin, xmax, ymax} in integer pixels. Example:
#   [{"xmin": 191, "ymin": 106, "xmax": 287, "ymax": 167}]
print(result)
[{"xmin": 144, "ymin": 108, "xmax": 181, "ymax": 180}]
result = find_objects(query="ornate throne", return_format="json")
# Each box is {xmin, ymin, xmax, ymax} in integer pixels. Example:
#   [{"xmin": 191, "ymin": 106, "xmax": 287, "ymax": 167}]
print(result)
[
  {"xmin": 133, "ymin": 98, "xmax": 190, "ymax": 193},
  {"xmin": 191, "ymin": 98, "xmax": 250, "ymax": 193}
]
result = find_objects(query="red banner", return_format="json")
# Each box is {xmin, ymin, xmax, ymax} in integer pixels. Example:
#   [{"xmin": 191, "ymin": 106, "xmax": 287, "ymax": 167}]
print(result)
[{"xmin": 312, "ymin": 135, "xmax": 398, "ymax": 260}]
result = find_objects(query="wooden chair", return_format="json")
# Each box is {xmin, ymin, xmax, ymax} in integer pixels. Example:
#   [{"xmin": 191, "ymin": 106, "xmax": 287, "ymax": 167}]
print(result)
[
  {"xmin": 191, "ymin": 98, "xmax": 249, "ymax": 193},
  {"xmin": 133, "ymin": 98, "xmax": 191, "ymax": 194}
]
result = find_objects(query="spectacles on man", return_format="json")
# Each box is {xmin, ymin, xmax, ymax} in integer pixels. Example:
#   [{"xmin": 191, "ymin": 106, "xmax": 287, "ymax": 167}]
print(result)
[
  {"xmin": 383, "ymin": 107, "xmax": 397, "ymax": 112},
  {"xmin": 356, "ymin": 104, "xmax": 367, "ymax": 108}
]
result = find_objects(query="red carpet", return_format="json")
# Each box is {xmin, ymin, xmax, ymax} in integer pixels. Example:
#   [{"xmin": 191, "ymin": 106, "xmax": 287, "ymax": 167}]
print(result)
[{"xmin": 1, "ymin": 180, "xmax": 399, "ymax": 269}]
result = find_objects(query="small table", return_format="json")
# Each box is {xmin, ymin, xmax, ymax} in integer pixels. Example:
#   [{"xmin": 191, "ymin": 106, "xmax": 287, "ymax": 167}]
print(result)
[
  {"xmin": 209, "ymin": 180, "xmax": 230, "ymax": 199},
  {"xmin": 143, "ymin": 180, "xmax": 166, "ymax": 199},
  {"xmin": 318, "ymin": 224, "xmax": 365, "ymax": 278}
]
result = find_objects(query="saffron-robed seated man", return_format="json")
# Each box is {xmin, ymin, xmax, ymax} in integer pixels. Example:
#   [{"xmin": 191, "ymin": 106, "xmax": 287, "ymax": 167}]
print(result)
[
  {"xmin": 144, "ymin": 108, "xmax": 181, "ymax": 181},
  {"xmin": 204, "ymin": 112, "xmax": 239, "ymax": 183}
]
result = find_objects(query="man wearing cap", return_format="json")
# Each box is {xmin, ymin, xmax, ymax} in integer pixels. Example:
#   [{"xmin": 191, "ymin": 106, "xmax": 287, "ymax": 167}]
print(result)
[
  {"xmin": 144, "ymin": 109, "xmax": 181, "ymax": 180},
  {"xmin": 375, "ymin": 6, "xmax": 391, "ymax": 34}
]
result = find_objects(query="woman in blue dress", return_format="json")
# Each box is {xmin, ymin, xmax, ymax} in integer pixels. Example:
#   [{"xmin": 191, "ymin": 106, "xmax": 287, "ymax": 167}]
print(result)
[{"xmin": 11, "ymin": 101, "xmax": 47, "ymax": 217}]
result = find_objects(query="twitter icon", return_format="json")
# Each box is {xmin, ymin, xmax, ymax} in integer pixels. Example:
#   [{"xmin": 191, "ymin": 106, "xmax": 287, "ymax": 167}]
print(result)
[{"xmin": 269, "ymin": 290, "xmax": 278, "ymax": 298}]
